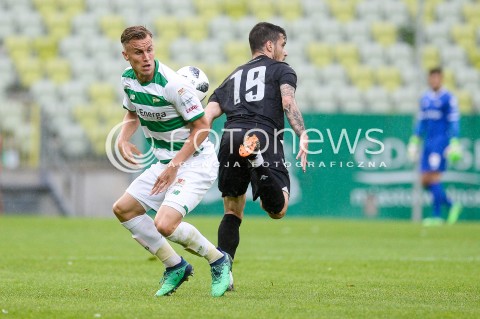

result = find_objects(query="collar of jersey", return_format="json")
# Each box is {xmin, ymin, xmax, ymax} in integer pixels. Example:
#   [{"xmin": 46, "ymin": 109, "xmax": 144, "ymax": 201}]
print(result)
[
  {"xmin": 427, "ymin": 87, "xmax": 447, "ymax": 99},
  {"xmin": 138, "ymin": 59, "xmax": 159, "ymax": 86}
]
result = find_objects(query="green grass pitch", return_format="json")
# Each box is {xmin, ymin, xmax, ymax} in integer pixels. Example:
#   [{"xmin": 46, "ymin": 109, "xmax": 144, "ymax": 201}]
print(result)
[{"xmin": 0, "ymin": 216, "xmax": 479, "ymax": 319}]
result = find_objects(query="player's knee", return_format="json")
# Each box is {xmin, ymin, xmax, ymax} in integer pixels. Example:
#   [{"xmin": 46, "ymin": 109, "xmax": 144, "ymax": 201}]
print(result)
[
  {"xmin": 268, "ymin": 201, "xmax": 288, "ymax": 219},
  {"xmin": 268, "ymin": 209, "xmax": 286, "ymax": 219},
  {"xmin": 112, "ymin": 200, "xmax": 127, "ymax": 219},
  {"xmin": 154, "ymin": 220, "xmax": 175, "ymax": 237}
]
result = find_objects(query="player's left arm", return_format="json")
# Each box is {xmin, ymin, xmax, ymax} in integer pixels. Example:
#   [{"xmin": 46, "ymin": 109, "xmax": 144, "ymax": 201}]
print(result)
[
  {"xmin": 281, "ymin": 83, "xmax": 308, "ymax": 172},
  {"xmin": 151, "ymin": 114, "xmax": 209, "ymax": 194},
  {"xmin": 445, "ymin": 94, "xmax": 462, "ymax": 163},
  {"xmin": 151, "ymin": 81, "xmax": 210, "ymax": 195}
]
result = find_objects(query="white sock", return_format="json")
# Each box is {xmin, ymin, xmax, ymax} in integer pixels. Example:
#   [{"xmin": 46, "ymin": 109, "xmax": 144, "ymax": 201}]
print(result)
[
  {"xmin": 167, "ymin": 222, "xmax": 223, "ymax": 264},
  {"xmin": 122, "ymin": 214, "xmax": 181, "ymax": 268},
  {"xmin": 249, "ymin": 151, "xmax": 264, "ymax": 168}
]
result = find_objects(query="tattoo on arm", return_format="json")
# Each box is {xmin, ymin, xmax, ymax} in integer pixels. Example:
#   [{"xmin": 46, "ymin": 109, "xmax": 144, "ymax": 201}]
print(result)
[{"xmin": 281, "ymin": 84, "xmax": 305, "ymax": 136}]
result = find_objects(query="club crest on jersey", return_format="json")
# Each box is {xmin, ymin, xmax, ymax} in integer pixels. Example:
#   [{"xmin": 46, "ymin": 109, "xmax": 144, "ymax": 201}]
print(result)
[
  {"xmin": 178, "ymin": 88, "xmax": 186, "ymax": 96},
  {"xmin": 152, "ymin": 97, "xmax": 160, "ymax": 103},
  {"xmin": 175, "ymin": 178, "xmax": 186, "ymax": 186},
  {"xmin": 130, "ymin": 94, "xmax": 135, "ymax": 100}
]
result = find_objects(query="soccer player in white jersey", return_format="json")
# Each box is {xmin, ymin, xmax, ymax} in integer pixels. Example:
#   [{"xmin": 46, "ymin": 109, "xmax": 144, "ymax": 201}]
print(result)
[{"xmin": 112, "ymin": 26, "xmax": 231, "ymax": 297}]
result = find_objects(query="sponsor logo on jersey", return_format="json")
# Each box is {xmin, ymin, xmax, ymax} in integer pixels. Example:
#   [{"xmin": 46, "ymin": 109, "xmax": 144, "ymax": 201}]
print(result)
[
  {"xmin": 176, "ymin": 178, "xmax": 186, "ymax": 186},
  {"xmin": 178, "ymin": 88, "xmax": 186, "ymax": 96},
  {"xmin": 138, "ymin": 108, "xmax": 166, "ymax": 120},
  {"xmin": 130, "ymin": 94, "xmax": 135, "ymax": 100},
  {"xmin": 152, "ymin": 97, "xmax": 160, "ymax": 103},
  {"xmin": 181, "ymin": 96, "xmax": 194, "ymax": 107},
  {"xmin": 186, "ymin": 105, "xmax": 199, "ymax": 113}
]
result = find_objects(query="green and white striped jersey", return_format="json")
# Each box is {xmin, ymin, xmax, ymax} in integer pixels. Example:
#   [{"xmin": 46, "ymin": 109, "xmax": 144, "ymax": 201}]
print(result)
[{"xmin": 121, "ymin": 59, "xmax": 207, "ymax": 163}]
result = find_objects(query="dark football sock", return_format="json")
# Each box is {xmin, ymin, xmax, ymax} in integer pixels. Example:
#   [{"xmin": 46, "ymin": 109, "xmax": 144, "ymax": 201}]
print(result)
[{"xmin": 218, "ymin": 214, "xmax": 242, "ymax": 260}]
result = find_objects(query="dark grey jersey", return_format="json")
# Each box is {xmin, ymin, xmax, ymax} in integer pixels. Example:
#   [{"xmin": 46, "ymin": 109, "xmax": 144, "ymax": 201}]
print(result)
[{"xmin": 209, "ymin": 55, "xmax": 297, "ymax": 133}]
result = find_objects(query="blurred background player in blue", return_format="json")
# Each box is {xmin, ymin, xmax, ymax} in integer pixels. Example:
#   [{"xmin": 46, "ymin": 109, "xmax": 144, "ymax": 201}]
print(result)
[{"xmin": 408, "ymin": 67, "xmax": 462, "ymax": 226}]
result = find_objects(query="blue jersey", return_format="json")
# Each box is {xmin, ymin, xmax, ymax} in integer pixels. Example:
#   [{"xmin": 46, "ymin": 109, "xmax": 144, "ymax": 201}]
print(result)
[
  {"xmin": 414, "ymin": 88, "xmax": 460, "ymax": 144},
  {"xmin": 414, "ymin": 88, "xmax": 460, "ymax": 172}
]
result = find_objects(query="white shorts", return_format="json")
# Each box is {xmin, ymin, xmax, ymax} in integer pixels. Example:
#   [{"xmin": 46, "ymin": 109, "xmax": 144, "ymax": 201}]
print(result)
[{"xmin": 126, "ymin": 143, "xmax": 218, "ymax": 216}]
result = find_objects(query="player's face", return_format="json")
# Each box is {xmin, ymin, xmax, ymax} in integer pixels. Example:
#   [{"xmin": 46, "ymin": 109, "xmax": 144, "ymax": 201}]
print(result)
[
  {"xmin": 122, "ymin": 36, "xmax": 155, "ymax": 83},
  {"xmin": 428, "ymin": 73, "xmax": 443, "ymax": 91},
  {"xmin": 272, "ymin": 35, "xmax": 288, "ymax": 62}
]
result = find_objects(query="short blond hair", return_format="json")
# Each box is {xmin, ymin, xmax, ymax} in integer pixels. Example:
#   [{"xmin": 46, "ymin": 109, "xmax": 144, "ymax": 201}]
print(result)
[{"xmin": 121, "ymin": 26, "xmax": 153, "ymax": 45}]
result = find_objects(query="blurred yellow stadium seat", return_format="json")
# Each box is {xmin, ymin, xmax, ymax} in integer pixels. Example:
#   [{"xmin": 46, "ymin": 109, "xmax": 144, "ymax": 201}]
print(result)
[
  {"xmin": 442, "ymin": 69, "xmax": 456, "ymax": 91},
  {"xmin": 375, "ymin": 67, "xmax": 401, "ymax": 92},
  {"xmin": 329, "ymin": 0, "xmax": 356, "ymax": 23},
  {"xmin": 276, "ymin": 0, "xmax": 303, "ymax": 21},
  {"xmin": 372, "ymin": 22, "xmax": 397, "ymax": 47},
  {"xmin": 248, "ymin": 0, "xmax": 275, "ymax": 20},
  {"xmin": 182, "ymin": 17, "xmax": 209, "ymax": 42},
  {"xmin": 4, "ymin": 36, "xmax": 32, "ymax": 55},
  {"xmin": 58, "ymin": 0, "xmax": 85, "ymax": 18},
  {"xmin": 33, "ymin": 36, "xmax": 58, "ymax": 61},
  {"xmin": 224, "ymin": 41, "xmax": 251, "ymax": 66},
  {"xmin": 463, "ymin": 3, "xmax": 480, "ymax": 27},
  {"xmin": 88, "ymin": 82, "xmax": 116, "ymax": 104},
  {"xmin": 307, "ymin": 43, "xmax": 333, "ymax": 67},
  {"xmin": 44, "ymin": 58, "xmax": 71, "ymax": 84},
  {"xmin": 348, "ymin": 65, "xmax": 374, "ymax": 91},
  {"xmin": 154, "ymin": 17, "xmax": 182, "ymax": 43},
  {"xmin": 209, "ymin": 63, "xmax": 236, "ymax": 85},
  {"xmin": 42, "ymin": 12, "xmax": 72, "ymax": 41},
  {"xmin": 467, "ymin": 48, "xmax": 480, "ymax": 69},
  {"xmin": 404, "ymin": 0, "xmax": 441, "ymax": 24},
  {"xmin": 451, "ymin": 24, "xmax": 476, "ymax": 48},
  {"xmin": 334, "ymin": 43, "xmax": 359, "ymax": 69},
  {"xmin": 193, "ymin": 0, "xmax": 222, "ymax": 20},
  {"xmin": 17, "ymin": 58, "xmax": 44, "ymax": 88},
  {"xmin": 100, "ymin": 15, "xmax": 126, "ymax": 41},
  {"xmin": 223, "ymin": 0, "xmax": 248, "ymax": 19},
  {"xmin": 422, "ymin": 46, "xmax": 440, "ymax": 70},
  {"xmin": 73, "ymin": 104, "xmax": 96, "ymax": 123},
  {"xmin": 453, "ymin": 90, "xmax": 473, "ymax": 114}
]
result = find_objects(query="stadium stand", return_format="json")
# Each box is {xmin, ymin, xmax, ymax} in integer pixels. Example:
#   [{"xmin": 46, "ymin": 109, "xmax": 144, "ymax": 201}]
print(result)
[{"xmin": 1, "ymin": 0, "xmax": 480, "ymax": 165}]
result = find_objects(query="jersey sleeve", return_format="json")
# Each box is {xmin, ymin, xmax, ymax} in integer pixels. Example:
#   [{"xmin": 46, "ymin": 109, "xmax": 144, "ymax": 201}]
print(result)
[
  {"xmin": 447, "ymin": 93, "xmax": 460, "ymax": 138},
  {"xmin": 413, "ymin": 96, "xmax": 427, "ymax": 137},
  {"xmin": 121, "ymin": 77, "xmax": 136, "ymax": 112},
  {"xmin": 277, "ymin": 63, "xmax": 297, "ymax": 89},
  {"xmin": 165, "ymin": 76, "xmax": 205, "ymax": 122},
  {"xmin": 208, "ymin": 90, "xmax": 219, "ymax": 103}
]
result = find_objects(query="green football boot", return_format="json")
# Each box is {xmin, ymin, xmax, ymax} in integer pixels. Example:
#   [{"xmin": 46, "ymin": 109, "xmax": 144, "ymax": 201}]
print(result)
[
  {"xmin": 447, "ymin": 203, "xmax": 462, "ymax": 225},
  {"xmin": 155, "ymin": 257, "xmax": 193, "ymax": 297},
  {"xmin": 422, "ymin": 217, "xmax": 444, "ymax": 227},
  {"xmin": 210, "ymin": 254, "xmax": 232, "ymax": 297}
]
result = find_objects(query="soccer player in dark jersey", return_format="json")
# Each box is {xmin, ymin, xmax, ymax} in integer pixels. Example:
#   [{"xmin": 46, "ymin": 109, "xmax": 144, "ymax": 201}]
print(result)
[
  {"xmin": 407, "ymin": 67, "xmax": 462, "ymax": 226},
  {"xmin": 205, "ymin": 22, "xmax": 309, "ymax": 289}
]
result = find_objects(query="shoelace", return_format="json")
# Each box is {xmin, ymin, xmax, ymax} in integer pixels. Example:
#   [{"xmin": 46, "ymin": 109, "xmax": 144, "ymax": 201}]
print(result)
[
  {"xmin": 159, "ymin": 270, "xmax": 168, "ymax": 285},
  {"xmin": 211, "ymin": 264, "xmax": 225, "ymax": 283}
]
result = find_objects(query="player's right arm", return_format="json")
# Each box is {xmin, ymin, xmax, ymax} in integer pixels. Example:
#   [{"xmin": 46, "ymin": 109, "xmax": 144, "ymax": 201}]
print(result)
[
  {"xmin": 117, "ymin": 110, "xmax": 142, "ymax": 165},
  {"xmin": 204, "ymin": 101, "xmax": 224, "ymax": 128},
  {"xmin": 280, "ymin": 83, "xmax": 309, "ymax": 172},
  {"xmin": 407, "ymin": 96, "xmax": 426, "ymax": 161}
]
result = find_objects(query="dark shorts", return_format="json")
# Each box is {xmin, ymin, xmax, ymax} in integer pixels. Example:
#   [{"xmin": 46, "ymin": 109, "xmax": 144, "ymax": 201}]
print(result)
[{"xmin": 218, "ymin": 127, "xmax": 290, "ymax": 199}]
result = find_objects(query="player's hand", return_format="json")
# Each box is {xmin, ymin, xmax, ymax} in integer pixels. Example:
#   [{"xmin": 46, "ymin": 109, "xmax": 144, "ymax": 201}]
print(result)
[
  {"xmin": 445, "ymin": 138, "xmax": 462, "ymax": 163},
  {"xmin": 407, "ymin": 135, "xmax": 420, "ymax": 162},
  {"xmin": 296, "ymin": 132, "xmax": 309, "ymax": 172},
  {"xmin": 150, "ymin": 164, "xmax": 180, "ymax": 195},
  {"xmin": 118, "ymin": 140, "xmax": 142, "ymax": 165}
]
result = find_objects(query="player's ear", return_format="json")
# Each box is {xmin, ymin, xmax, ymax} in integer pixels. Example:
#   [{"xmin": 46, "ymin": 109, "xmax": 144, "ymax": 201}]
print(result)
[
  {"xmin": 122, "ymin": 50, "xmax": 129, "ymax": 61},
  {"xmin": 266, "ymin": 40, "xmax": 273, "ymax": 53}
]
